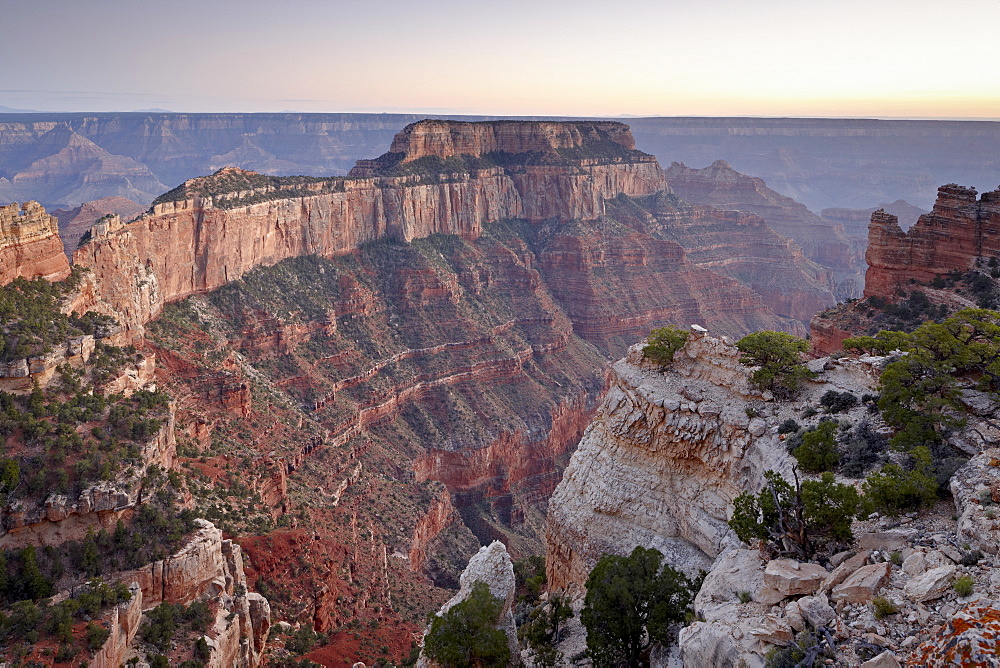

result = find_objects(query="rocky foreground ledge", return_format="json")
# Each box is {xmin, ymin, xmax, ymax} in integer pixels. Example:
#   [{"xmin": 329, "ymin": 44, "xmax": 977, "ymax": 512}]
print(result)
[{"xmin": 544, "ymin": 324, "xmax": 1000, "ymax": 666}]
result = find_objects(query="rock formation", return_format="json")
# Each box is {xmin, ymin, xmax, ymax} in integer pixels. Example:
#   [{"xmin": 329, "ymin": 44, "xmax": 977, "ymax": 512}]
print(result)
[
  {"xmin": 74, "ymin": 121, "xmax": 665, "ymax": 339},
  {"xmin": 665, "ymin": 160, "xmax": 862, "ymax": 298},
  {"xmin": 864, "ymin": 184, "xmax": 1000, "ymax": 298},
  {"xmin": 51, "ymin": 195, "xmax": 146, "ymax": 255},
  {"xmin": 545, "ymin": 326, "xmax": 795, "ymax": 591},
  {"xmin": 416, "ymin": 540, "xmax": 517, "ymax": 667},
  {"xmin": 0, "ymin": 201, "xmax": 70, "ymax": 284}
]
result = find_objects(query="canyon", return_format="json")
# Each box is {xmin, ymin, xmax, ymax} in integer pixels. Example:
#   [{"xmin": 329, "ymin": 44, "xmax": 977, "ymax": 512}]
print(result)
[
  {"xmin": 9, "ymin": 115, "xmax": 995, "ymax": 665},
  {"xmin": 3, "ymin": 113, "xmax": 998, "ymax": 215}
]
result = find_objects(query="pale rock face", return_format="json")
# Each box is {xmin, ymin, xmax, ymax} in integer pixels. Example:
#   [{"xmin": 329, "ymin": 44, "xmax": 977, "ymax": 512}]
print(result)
[
  {"xmin": 545, "ymin": 328, "xmax": 794, "ymax": 591},
  {"xmin": 757, "ymin": 559, "xmax": 829, "ymax": 605},
  {"xmin": 951, "ymin": 447, "xmax": 1000, "ymax": 554},
  {"xmin": 417, "ymin": 541, "xmax": 518, "ymax": 668},
  {"xmin": 904, "ymin": 565, "xmax": 957, "ymax": 602},
  {"xmin": 90, "ymin": 584, "xmax": 143, "ymax": 668},
  {"xmin": 796, "ymin": 592, "xmax": 836, "ymax": 629},
  {"xmin": 830, "ymin": 562, "xmax": 891, "ymax": 604}
]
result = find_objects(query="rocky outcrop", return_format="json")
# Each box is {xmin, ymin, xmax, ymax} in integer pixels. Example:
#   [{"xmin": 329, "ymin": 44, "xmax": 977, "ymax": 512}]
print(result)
[
  {"xmin": 545, "ymin": 326, "xmax": 795, "ymax": 591},
  {"xmin": 91, "ymin": 583, "xmax": 143, "ymax": 668},
  {"xmin": 383, "ymin": 119, "xmax": 644, "ymax": 164},
  {"xmin": 417, "ymin": 540, "xmax": 517, "ymax": 667},
  {"xmin": 665, "ymin": 160, "xmax": 862, "ymax": 298},
  {"xmin": 74, "ymin": 122, "xmax": 665, "ymax": 339},
  {"xmin": 0, "ymin": 201, "xmax": 70, "ymax": 285},
  {"xmin": 864, "ymin": 184, "xmax": 1000, "ymax": 298},
  {"xmin": 51, "ymin": 195, "xmax": 146, "ymax": 254},
  {"xmin": 0, "ymin": 406, "xmax": 175, "ymax": 547}
]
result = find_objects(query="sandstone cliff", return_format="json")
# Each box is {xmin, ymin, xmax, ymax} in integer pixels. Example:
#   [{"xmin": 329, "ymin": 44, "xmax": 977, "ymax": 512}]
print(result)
[
  {"xmin": 545, "ymin": 326, "xmax": 795, "ymax": 591},
  {"xmin": 75, "ymin": 122, "xmax": 665, "ymax": 339},
  {"xmin": 0, "ymin": 201, "xmax": 70, "ymax": 285},
  {"xmin": 665, "ymin": 160, "xmax": 862, "ymax": 299},
  {"xmin": 864, "ymin": 184, "xmax": 1000, "ymax": 298}
]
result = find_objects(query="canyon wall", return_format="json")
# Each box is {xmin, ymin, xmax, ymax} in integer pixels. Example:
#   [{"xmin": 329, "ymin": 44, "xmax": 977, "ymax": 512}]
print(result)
[
  {"xmin": 545, "ymin": 326, "xmax": 794, "ymax": 591},
  {"xmin": 864, "ymin": 184, "xmax": 1000, "ymax": 298},
  {"xmin": 665, "ymin": 160, "xmax": 862, "ymax": 298},
  {"xmin": 74, "ymin": 121, "xmax": 665, "ymax": 338},
  {"xmin": 3, "ymin": 113, "xmax": 999, "ymax": 214},
  {"xmin": 0, "ymin": 201, "xmax": 70, "ymax": 284}
]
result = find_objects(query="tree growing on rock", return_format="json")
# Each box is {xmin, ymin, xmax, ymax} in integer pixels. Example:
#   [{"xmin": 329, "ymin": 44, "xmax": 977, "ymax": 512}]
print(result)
[
  {"xmin": 735, "ymin": 331, "xmax": 816, "ymax": 399},
  {"xmin": 729, "ymin": 470, "xmax": 860, "ymax": 560},
  {"xmin": 642, "ymin": 326, "xmax": 689, "ymax": 368},
  {"xmin": 581, "ymin": 546, "xmax": 700, "ymax": 667},
  {"xmin": 423, "ymin": 581, "xmax": 511, "ymax": 668}
]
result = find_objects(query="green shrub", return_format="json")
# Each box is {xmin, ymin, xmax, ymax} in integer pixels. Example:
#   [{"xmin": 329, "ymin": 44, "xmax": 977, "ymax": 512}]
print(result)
[
  {"xmin": 777, "ymin": 419, "xmax": 800, "ymax": 435},
  {"xmin": 424, "ymin": 581, "xmax": 510, "ymax": 668},
  {"xmin": 86, "ymin": 621, "xmax": 110, "ymax": 650},
  {"xmin": 736, "ymin": 331, "xmax": 816, "ymax": 399},
  {"xmin": 792, "ymin": 421, "xmax": 839, "ymax": 473},
  {"xmin": 872, "ymin": 596, "xmax": 899, "ymax": 619},
  {"xmin": 863, "ymin": 447, "xmax": 939, "ymax": 515},
  {"xmin": 581, "ymin": 547, "xmax": 699, "ymax": 666},
  {"xmin": 954, "ymin": 575, "xmax": 974, "ymax": 597},
  {"xmin": 819, "ymin": 390, "xmax": 858, "ymax": 414},
  {"xmin": 642, "ymin": 326, "xmax": 689, "ymax": 367}
]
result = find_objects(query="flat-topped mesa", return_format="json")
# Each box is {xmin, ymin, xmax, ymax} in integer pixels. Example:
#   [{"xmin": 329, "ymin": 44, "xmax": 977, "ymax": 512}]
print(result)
[
  {"xmin": 0, "ymin": 201, "xmax": 71, "ymax": 285},
  {"xmin": 75, "ymin": 122, "xmax": 667, "ymax": 338},
  {"xmin": 383, "ymin": 119, "xmax": 648, "ymax": 164},
  {"xmin": 864, "ymin": 184, "xmax": 1000, "ymax": 298}
]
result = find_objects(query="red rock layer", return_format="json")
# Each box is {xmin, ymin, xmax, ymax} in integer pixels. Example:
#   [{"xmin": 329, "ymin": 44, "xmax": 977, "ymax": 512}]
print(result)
[
  {"xmin": 386, "ymin": 120, "xmax": 642, "ymax": 162},
  {"xmin": 75, "ymin": 127, "xmax": 664, "ymax": 338},
  {"xmin": 864, "ymin": 184, "xmax": 1000, "ymax": 298},
  {"xmin": 665, "ymin": 160, "xmax": 861, "ymax": 298},
  {"xmin": 51, "ymin": 195, "xmax": 146, "ymax": 255},
  {"xmin": 0, "ymin": 201, "xmax": 71, "ymax": 285}
]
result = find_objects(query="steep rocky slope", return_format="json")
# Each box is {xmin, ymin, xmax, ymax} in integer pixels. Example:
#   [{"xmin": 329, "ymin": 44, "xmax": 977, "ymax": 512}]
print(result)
[
  {"xmin": 811, "ymin": 183, "xmax": 1000, "ymax": 355},
  {"xmin": 545, "ymin": 327, "xmax": 798, "ymax": 591},
  {"xmin": 665, "ymin": 160, "xmax": 862, "ymax": 299},
  {"xmin": 0, "ymin": 201, "xmax": 70, "ymax": 284}
]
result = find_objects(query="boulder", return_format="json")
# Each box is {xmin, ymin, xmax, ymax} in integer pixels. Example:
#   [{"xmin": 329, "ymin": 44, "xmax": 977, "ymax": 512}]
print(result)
[
  {"xmin": 784, "ymin": 599, "xmax": 806, "ymax": 633},
  {"xmin": 902, "ymin": 551, "xmax": 926, "ymax": 577},
  {"xmin": 904, "ymin": 565, "xmax": 957, "ymax": 602},
  {"xmin": 797, "ymin": 592, "xmax": 836, "ymax": 629},
  {"xmin": 831, "ymin": 562, "xmax": 891, "ymax": 604},
  {"xmin": 822, "ymin": 550, "xmax": 870, "ymax": 592},
  {"xmin": 757, "ymin": 559, "xmax": 828, "ymax": 605},
  {"xmin": 748, "ymin": 614, "xmax": 793, "ymax": 647},
  {"xmin": 860, "ymin": 649, "xmax": 901, "ymax": 668},
  {"xmin": 857, "ymin": 532, "xmax": 909, "ymax": 552}
]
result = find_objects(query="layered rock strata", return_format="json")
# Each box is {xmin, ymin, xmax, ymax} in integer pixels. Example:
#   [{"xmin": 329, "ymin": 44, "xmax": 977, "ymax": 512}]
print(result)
[
  {"xmin": 75, "ymin": 121, "xmax": 665, "ymax": 339},
  {"xmin": 0, "ymin": 200, "xmax": 70, "ymax": 284},
  {"xmin": 864, "ymin": 184, "xmax": 1000, "ymax": 298},
  {"xmin": 545, "ymin": 326, "xmax": 794, "ymax": 591},
  {"xmin": 665, "ymin": 161, "xmax": 862, "ymax": 298}
]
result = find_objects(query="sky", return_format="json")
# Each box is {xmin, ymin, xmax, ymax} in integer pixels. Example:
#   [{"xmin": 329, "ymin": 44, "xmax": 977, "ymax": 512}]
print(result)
[{"xmin": 2, "ymin": 0, "xmax": 999, "ymax": 119}]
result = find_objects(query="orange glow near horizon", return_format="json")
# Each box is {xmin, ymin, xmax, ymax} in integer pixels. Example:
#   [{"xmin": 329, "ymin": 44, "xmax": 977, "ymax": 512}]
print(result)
[{"xmin": 1, "ymin": 0, "xmax": 998, "ymax": 120}]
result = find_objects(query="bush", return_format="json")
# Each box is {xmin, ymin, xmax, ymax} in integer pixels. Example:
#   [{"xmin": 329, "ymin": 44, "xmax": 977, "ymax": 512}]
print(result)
[
  {"xmin": 581, "ymin": 547, "xmax": 700, "ymax": 666},
  {"xmin": 730, "ymin": 471, "xmax": 860, "ymax": 559},
  {"xmin": 872, "ymin": 596, "xmax": 899, "ymax": 619},
  {"xmin": 736, "ymin": 331, "xmax": 816, "ymax": 399},
  {"xmin": 819, "ymin": 390, "xmax": 858, "ymax": 414},
  {"xmin": 777, "ymin": 419, "xmax": 800, "ymax": 435},
  {"xmin": 954, "ymin": 575, "xmax": 974, "ymax": 598},
  {"xmin": 839, "ymin": 419, "xmax": 889, "ymax": 478},
  {"xmin": 86, "ymin": 621, "xmax": 110, "ymax": 650},
  {"xmin": 642, "ymin": 326, "xmax": 689, "ymax": 367},
  {"xmin": 424, "ymin": 581, "xmax": 510, "ymax": 668},
  {"xmin": 792, "ymin": 421, "xmax": 839, "ymax": 473},
  {"xmin": 863, "ymin": 447, "xmax": 939, "ymax": 515}
]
